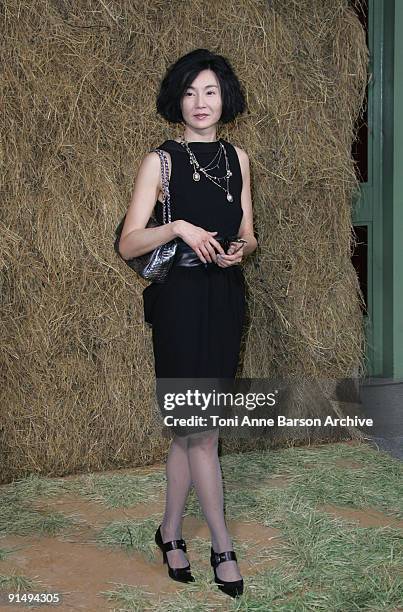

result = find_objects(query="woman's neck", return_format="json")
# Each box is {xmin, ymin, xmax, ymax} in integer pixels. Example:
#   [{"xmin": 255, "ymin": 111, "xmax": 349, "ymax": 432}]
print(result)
[{"xmin": 181, "ymin": 128, "xmax": 218, "ymax": 143}]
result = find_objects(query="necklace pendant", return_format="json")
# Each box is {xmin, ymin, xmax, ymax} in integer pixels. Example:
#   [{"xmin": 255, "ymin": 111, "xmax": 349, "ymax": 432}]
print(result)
[
  {"xmin": 226, "ymin": 192, "xmax": 233, "ymax": 202},
  {"xmin": 193, "ymin": 171, "xmax": 200, "ymax": 181}
]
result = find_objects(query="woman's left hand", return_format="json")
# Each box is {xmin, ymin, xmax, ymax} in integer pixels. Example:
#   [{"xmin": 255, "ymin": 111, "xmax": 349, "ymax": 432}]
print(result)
[{"xmin": 216, "ymin": 242, "xmax": 245, "ymax": 267}]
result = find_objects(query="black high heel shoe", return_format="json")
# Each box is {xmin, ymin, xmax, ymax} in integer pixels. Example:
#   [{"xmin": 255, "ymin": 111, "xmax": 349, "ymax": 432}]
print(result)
[
  {"xmin": 210, "ymin": 547, "xmax": 244, "ymax": 598},
  {"xmin": 155, "ymin": 525, "xmax": 195, "ymax": 583}
]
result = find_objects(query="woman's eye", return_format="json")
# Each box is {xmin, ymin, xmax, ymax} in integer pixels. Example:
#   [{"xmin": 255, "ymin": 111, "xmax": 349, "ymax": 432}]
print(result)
[{"xmin": 184, "ymin": 91, "xmax": 215, "ymax": 96}]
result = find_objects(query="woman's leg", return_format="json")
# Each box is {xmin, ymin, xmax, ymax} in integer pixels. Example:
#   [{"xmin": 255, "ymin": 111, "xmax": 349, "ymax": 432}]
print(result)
[
  {"xmin": 160, "ymin": 434, "xmax": 192, "ymax": 568},
  {"xmin": 187, "ymin": 429, "xmax": 242, "ymax": 582}
]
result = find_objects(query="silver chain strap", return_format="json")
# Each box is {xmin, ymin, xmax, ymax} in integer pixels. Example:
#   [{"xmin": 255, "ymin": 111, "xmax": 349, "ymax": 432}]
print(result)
[{"xmin": 152, "ymin": 148, "xmax": 171, "ymax": 224}]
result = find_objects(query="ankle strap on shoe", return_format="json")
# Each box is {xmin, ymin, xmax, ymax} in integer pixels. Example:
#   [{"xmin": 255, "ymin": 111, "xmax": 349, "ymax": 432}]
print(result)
[
  {"xmin": 162, "ymin": 538, "xmax": 187, "ymax": 553},
  {"xmin": 211, "ymin": 550, "xmax": 237, "ymax": 567}
]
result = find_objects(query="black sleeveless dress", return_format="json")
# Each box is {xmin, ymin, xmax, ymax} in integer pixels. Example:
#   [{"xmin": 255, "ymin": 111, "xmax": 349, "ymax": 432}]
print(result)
[{"xmin": 143, "ymin": 138, "xmax": 245, "ymax": 383}]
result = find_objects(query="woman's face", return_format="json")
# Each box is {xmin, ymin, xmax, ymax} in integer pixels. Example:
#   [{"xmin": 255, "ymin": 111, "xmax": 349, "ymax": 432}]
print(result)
[{"xmin": 180, "ymin": 69, "xmax": 222, "ymax": 131}]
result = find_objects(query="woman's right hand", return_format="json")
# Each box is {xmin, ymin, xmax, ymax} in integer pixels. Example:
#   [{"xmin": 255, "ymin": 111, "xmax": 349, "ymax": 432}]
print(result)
[{"xmin": 173, "ymin": 220, "xmax": 225, "ymax": 264}]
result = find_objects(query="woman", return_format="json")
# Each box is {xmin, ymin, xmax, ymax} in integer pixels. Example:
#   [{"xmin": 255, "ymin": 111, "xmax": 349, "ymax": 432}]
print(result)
[{"xmin": 118, "ymin": 49, "xmax": 257, "ymax": 599}]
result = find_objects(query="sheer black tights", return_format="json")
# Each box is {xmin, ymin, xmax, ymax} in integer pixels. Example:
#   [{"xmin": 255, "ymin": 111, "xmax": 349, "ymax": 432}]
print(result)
[{"xmin": 160, "ymin": 429, "xmax": 241, "ymax": 581}]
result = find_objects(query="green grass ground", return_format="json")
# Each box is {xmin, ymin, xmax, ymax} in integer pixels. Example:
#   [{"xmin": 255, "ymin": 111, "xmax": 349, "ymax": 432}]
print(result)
[{"xmin": 0, "ymin": 440, "xmax": 402, "ymax": 611}]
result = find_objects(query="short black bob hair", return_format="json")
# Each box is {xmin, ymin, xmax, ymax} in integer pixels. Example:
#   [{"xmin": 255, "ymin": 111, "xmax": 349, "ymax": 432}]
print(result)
[{"xmin": 156, "ymin": 48, "xmax": 246, "ymax": 125}]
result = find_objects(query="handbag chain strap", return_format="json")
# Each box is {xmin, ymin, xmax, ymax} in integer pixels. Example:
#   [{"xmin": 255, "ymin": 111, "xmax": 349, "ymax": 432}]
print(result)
[{"xmin": 152, "ymin": 148, "xmax": 171, "ymax": 225}]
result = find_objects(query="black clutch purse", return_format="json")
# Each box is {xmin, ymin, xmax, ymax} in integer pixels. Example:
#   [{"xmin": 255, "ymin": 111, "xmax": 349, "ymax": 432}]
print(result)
[{"xmin": 114, "ymin": 148, "xmax": 177, "ymax": 283}]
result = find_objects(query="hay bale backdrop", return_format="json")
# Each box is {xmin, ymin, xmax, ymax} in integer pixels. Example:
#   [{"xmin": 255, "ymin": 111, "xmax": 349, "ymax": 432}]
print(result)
[{"xmin": 0, "ymin": 0, "xmax": 368, "ymax": 483}]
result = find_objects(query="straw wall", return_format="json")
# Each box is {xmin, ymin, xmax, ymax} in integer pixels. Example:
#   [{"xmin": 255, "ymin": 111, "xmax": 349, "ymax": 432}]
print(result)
[{"xmin": 0, "ymin": 0, "xmax": 368, "ymax": 482}]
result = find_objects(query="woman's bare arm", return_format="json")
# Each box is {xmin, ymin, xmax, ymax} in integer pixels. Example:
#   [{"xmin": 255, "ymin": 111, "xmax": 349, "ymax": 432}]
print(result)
[
  {"xmin": 118, "ymin": 152, "xmax": 181, "ymax": 260},
  {"xmin": 233, "ymin": 147, "xmax": 258, "ymax": 257}
]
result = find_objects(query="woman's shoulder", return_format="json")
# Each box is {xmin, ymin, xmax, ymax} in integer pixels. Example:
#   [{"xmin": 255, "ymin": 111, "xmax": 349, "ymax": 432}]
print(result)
[
  {"xmin": 154, "ymin": 139, "xmax": 181, "ymax": 152},
  {"xmin": 222, "ymin": 140, "xmax": 249, "ymax": 180},
  {"xmin": 150, "ymin": 140, "xmax": 183, "ymax": 166},
  {"xmin": 222, "ymin": 139, "xmax": 249, "ymax": 162}
]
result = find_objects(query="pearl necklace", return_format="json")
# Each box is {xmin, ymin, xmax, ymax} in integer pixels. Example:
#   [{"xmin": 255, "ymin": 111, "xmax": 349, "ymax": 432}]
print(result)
[{"xmin": 179, "ymin": 137, "xmax": 234, "ymax": 202}]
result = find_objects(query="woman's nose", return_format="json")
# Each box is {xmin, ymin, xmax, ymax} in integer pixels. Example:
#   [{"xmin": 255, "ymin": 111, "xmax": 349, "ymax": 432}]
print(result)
[{"xmin": 195, "ymin": 96, "xmax": 207, "ymax": 108}]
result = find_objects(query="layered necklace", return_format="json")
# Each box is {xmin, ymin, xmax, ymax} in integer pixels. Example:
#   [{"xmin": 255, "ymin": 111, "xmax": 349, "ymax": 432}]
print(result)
[{"xmin": 179, "ymin": 137, "xmax": 234, "ymax": 202}]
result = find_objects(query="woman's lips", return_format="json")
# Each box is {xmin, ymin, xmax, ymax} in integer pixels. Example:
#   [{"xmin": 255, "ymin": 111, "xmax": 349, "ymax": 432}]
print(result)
[{"xmin": 194, "ymin": 114, "xmax": 208, "ymax": 119}]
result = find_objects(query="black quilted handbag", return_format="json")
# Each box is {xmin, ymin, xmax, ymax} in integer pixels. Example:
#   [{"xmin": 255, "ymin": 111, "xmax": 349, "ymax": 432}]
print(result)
[{"xmin": 114, "ymin": 148, "xmax": 177, "ymax": 283}]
